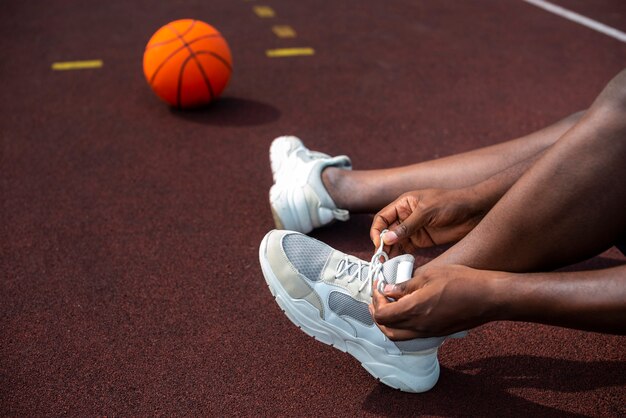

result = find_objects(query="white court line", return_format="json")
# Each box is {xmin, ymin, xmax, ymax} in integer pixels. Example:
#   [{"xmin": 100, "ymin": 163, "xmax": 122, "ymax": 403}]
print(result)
[{"xmin": 523, "ymin": 0, "xmax": 626, "ymax": 43}]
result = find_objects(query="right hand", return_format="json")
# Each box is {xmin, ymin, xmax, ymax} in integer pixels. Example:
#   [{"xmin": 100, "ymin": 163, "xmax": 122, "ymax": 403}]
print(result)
[
  {"xmin": 370, "ymin": 264, "xmax": 502, "ymax": 339},
  {"xmin": 370, "ymin": 188, "xmax": 487, "ymax": 255}
]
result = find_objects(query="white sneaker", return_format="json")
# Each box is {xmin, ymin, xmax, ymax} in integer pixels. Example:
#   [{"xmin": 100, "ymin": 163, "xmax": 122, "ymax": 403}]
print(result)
[
  {"xmin": 259, "ymin": 229, "xmax": 448, "ymax": 392},
  {"xmin": 269, "ymin": 136, "xmax": 351, "ymax": 234}
]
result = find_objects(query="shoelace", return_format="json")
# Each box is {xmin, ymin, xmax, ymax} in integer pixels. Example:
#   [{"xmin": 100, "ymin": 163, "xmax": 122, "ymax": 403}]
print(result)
[{"xmin": 334, "ymin": 230, "xmax": 389, "ymax": 294}]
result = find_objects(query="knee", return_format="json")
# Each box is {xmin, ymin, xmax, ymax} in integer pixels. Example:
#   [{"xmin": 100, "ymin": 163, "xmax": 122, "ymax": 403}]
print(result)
[
  {"xmin": 598, "ymin": 69, "xmax": 626, "ymax": 110},
  {"xmin": 565, "ymin": 110, "xmax": 585, "ymax": 123}
]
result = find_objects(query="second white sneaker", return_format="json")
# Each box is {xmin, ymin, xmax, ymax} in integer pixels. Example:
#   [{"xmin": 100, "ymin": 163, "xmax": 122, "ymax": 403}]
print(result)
[{"xmin": 269, "ymin": 136, "xmax": 352, "ymax": 234}]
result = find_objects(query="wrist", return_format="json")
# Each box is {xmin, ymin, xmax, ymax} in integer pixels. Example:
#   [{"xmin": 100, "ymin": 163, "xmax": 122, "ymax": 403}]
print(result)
[
  {"xmin": 459, "ymin": 184, "xmax": 496, "ymax": 216},
  {"xmin": 466, "ymin": 178, "xmax": 507, "ymax": 212},
  {"xmin": 483, "ymin": 271, "xmax": 520, "ymax": 322}
]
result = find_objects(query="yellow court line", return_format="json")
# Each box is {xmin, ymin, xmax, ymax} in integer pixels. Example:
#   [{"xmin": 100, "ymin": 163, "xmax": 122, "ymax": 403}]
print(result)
[
  {"xmin": 52, "ymin": 60, "xmax": 103, "ymax": 70},
  {"xmin": 266, "ymin": 47, "xmax": 315, "ymax": 58},
  {"xmin": 272, "ymin": 25, "xmax": 296, "ymax": 38},
  {"xmin": 253, "ymin": 6, "xmax": 275, "ymax": 18}
]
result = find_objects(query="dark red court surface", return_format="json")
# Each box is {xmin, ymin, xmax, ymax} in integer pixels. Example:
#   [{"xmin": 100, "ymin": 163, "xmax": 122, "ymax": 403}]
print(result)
[{"xmin": 2, "ymin": 0, "xmax": 625, "ymax": 416}]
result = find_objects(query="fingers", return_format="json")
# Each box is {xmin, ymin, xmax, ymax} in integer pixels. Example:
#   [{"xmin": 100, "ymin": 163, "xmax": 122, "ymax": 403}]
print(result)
[
  {"xmin": 371, "ymin": 280, "xmax": 392, "ymax": 310},
  {"xmin": 381, "ymin": 280, "xmax": 416, "ymax": 300},
  {"xmin": 388, "ymin": 208, "xmax": 428, "ymax": 244},
  {"xmin": 371, "ymin": 195, "xmax": 414, "ymax": 247},
  {"xmin": 370, "ymin": 279, "xmax": 419, "ymax": 324},
  {"xmin": 370, "ymin": 317, "xmax": 422, "ymax": 340},
  {"xmin": 370, "ymin": 283, "xmax": 426, "ymax": 340},
  {"xmin": 371, "ymin": 196, "xmax": 431, "ymax": 252},
  {"xmin": 370, "ymin": 211, "xmax": 395, "ymax": 248}
]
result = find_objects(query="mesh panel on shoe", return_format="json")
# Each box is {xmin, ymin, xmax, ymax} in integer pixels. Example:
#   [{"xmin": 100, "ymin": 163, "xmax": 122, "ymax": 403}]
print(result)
[
  {"xmin": 381, "ymin": 261, "xmax": 398, "ymax": 284},
  {"xmin": 328, "ymin": 291, "xmax": 374, "ymax": 326},
  {"xmin": 282, "ymin": 234, "xmax": 332, "ymax": 282},
  {"xmin": 380, "ymin": 254, "xmax": 414, "ymax": 284}
]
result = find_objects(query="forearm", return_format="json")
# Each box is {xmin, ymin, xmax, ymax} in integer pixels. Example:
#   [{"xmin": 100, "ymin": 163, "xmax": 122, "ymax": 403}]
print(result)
[
  {"xmin": 467, "ymin": 151, "xmax": 545, "ymax": 211},
  {"xmin": 491, "ymin": 265, "xmax": 626, "ymax": 334}
]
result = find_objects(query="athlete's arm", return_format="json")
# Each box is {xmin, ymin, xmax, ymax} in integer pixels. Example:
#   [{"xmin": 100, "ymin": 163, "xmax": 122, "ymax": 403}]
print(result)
[
  {"xmin": 370, "ymin": 152, "xmax": 545, "ymax": 253},
  {"xmin": 370, "ymin": 264, "xmax": 626, "ymax": 338}
]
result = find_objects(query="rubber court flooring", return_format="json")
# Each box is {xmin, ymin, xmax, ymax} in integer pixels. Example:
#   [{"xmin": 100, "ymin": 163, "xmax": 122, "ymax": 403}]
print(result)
[{"xmin": 2, "ymin": 0, "xmax": 625, "ymax": 416}]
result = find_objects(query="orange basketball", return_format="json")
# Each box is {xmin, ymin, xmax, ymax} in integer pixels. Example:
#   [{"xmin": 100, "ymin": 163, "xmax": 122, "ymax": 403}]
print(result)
[{"xmin": 143, "ymin": 19, "xmax": 233, "ymax": 108}]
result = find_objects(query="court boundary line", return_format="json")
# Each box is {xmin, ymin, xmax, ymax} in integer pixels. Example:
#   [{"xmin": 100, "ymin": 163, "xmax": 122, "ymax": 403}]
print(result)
[{"xmin": 522, "ymin": 0, "xmax": 626, "ymax": 43}]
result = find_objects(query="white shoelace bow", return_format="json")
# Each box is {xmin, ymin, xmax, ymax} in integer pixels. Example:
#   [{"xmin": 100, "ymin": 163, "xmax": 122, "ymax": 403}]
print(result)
[{"xmin": 334, "ymin": 230, "xmax": 389, "ymax": 294}]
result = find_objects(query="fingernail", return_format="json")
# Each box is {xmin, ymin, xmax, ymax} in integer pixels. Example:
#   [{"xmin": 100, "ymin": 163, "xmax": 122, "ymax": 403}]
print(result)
[
  {"xmin": 383, "ymin": 231, "xmax": 398, "ymax": 244},
  {"xmin": 383, "ymin": 284, "xmax": 396, "ymax": 294}
]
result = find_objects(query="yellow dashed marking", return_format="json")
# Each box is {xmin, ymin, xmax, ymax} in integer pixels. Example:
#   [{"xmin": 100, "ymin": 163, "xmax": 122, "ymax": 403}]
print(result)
[
  {"xmin": 254, "ymin": 6, "xmax": 276, "ymax": 18},
  {"xmin": 51, "ymin": 60, "xmax": 103, "ymax": 70},
  {"xmin": 272, "ymin": 25, "xmax": 297, "ymax": 38},
  {"xmin": 266, "ymin": 47, "xmax": 315, "ymax": 58}
]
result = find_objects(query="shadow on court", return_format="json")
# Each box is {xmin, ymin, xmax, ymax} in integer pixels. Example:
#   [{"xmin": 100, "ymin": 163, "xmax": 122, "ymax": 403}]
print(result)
[
  {"xmin": 170, "ymin": 97, "xmax": 281, "ymax": 127},
  {"xmin": 363, "ymin": 355, "xmax": 626, "ymax": 417}
]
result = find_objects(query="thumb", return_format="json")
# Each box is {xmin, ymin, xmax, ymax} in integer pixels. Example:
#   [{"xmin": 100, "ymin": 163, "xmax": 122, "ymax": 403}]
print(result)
[
  {"xmin": 384, "ymin": 210, "xmax": 428, "ymax": 245},
  {"xmin": 382, "ymin": 276, "xmax": 422, "ymax": 299}
]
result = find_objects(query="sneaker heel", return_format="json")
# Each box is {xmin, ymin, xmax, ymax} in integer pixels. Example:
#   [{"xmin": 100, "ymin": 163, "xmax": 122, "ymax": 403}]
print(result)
[{"xmin": 271, "ymin": 205, "xmax": 285, "ymax": 229}]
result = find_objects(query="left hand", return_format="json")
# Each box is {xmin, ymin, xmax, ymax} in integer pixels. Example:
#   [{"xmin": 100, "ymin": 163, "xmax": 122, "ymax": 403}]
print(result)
[
  {"xmin": 369, "ymin": 265, "xmax": 503, "ymax": 339},
  {"xmin": 369, "ymin": 188, "xmax": 487, "ymax": 257}
]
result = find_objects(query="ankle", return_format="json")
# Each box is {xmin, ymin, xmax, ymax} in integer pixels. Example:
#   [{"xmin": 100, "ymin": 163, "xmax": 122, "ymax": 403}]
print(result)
[{"xmin": 322, "ymin": 167, "xmax": 348, "ymax": 208}]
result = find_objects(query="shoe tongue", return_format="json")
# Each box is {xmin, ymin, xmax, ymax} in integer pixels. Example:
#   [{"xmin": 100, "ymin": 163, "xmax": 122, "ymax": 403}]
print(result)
[{"xmin": 379, "ymin": 254, "xmax": 415, "ymax": 285}]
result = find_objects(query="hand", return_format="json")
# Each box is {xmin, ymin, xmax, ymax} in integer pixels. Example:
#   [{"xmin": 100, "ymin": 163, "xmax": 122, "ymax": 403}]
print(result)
[
  {"xmin": 369, "ymin": 265, "xmax": 503, "ymax": 339},
  {"xmin": 370, "ymin": 188, "xmax": 487, "ymax": 256}
]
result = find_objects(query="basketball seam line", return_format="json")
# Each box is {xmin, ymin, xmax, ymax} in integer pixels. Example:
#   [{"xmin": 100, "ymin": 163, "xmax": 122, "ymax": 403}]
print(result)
[
  {"xmin": 204, "ymin": 51, "xmax": 232, "ymax": 73},
  {"xmin": 166, "ymin": 22, "xmax": 216, "ymax": 108},
  {"xmin": 177, "ymin": 54, "xmax": 215, "ymax": 109},
  {"xmin": 191, "ymin": 50, "xmax": 233, "ymax": 73},
  {"xmin": 147, "ymin": 34, "xmax": 225, "ymax": 86},
  {"xmin": 145, "ymin": 20, "xmax": 198, "ymax": 50},
  {"xmin": 147, "ymin": 32, "xmax": 222, "ymax": 52}
]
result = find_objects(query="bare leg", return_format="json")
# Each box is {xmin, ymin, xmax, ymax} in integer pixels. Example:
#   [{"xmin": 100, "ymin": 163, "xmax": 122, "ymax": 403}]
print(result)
[
  {"xmin": 428, "ymin": 71, "xmax": 626, "ymax": 272},
  {"xmin": 323, "ymin": 111, "xmax": 583, "ymax": 212}
]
